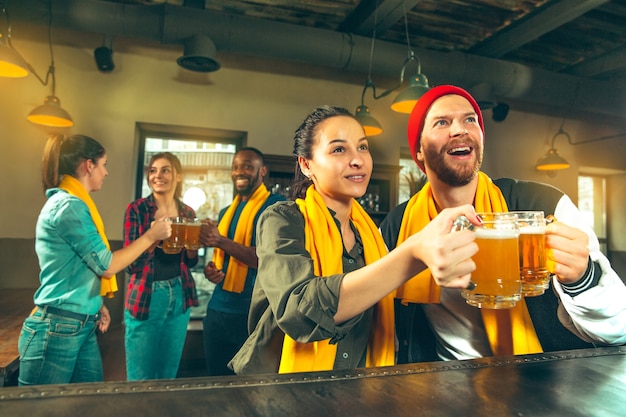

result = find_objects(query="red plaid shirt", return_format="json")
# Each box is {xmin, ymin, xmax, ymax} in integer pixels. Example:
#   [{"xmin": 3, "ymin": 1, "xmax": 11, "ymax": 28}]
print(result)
[{"xmin": 123, "ymin": 194, "xmax": 199, "ymax": 320}]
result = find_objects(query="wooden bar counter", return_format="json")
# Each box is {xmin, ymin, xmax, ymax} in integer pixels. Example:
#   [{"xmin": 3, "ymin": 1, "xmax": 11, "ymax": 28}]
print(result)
[{"xmin": 1, "ymin": 346, "xmax": 624, "ymax": 416}]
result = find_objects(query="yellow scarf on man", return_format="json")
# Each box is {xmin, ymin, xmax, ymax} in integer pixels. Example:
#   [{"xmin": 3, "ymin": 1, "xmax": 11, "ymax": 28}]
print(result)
[
  {"xmin": 395, "ymin": 171, "xmax": 542, "ymax": 356},
  {"xmin": 213, "ymin": 183, "xmax": 270, "ymax": 293},
  {"xmin": 278, "ymin": 186, "xmax": 396, "ymax": 373},
  {"xmin": 59, "ymin": 175, "xmax": 118, "ymax": 298}
]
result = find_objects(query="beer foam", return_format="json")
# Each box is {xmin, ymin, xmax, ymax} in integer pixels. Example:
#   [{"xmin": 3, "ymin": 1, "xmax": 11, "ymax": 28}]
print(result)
[
  {"xmin": 519, "ymin": 225, "xmax": 545, "ymax": 234},
  {"xmin": 475, "ymin": 227, "xmax": 519, "ymax": 239}
]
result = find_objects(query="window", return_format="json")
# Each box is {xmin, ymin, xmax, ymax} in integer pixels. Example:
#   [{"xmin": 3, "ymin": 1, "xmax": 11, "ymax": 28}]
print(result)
[
  {"xmin": 135, "ymin": 122, "xmax": 246, "ymax": 318},
  {"xmin": 398, "ymin": 149, "xmax": 427, "ymax": 203},
  {"xmin": 578, "ymin": 175, "xmax": 607, "ymax": 255}
]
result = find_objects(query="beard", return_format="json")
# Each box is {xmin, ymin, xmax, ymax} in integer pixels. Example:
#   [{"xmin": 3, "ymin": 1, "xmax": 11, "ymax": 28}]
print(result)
[
  {"xmin": 234, "ymin": 170, "xmax": 261, "ymax": 197},
  {"xmin": 423, "ymin": 141, "xmax": 482, "ymax": 187}
]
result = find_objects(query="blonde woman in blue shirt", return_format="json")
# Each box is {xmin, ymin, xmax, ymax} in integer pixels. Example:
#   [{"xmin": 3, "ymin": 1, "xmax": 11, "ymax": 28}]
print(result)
[{"xmin": 18, "ymin": 134, "xmax": 171, "ymax": 385}]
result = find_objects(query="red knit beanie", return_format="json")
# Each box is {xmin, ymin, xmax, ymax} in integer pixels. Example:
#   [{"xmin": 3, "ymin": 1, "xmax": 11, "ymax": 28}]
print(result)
[{"xmin": 407, "ymin": 85, "xmax": 484, "ymax": 172}]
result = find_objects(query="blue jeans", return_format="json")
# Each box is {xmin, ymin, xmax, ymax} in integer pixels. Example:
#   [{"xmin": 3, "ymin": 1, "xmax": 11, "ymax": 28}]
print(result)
[
  {"xmin": 18, "ymin": 308, "xmax": 103, "ymax": 385},
  {"xmin": 202, "ymin": 308, "xmax": 249, "ymax": 376},
  {"xmin": 125, "ymin": 276, "xmax": 190, "ymax": 380}
]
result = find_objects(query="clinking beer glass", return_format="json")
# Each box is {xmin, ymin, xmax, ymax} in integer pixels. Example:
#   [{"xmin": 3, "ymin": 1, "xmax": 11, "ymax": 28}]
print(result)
[
  {"xmin": 184, "ymin": 218, "xmax": 203, "ymax": 250},
  {"xmin": 162, "ymin": 217, "xmax": 186, "ymax": 254},
  {"xmin": 461, "ymin": 212, "xmax": 521, "ymax": 309},
  {"xmin": 511, "ymin": 211, "xmax": 550, "ymax": 296}
]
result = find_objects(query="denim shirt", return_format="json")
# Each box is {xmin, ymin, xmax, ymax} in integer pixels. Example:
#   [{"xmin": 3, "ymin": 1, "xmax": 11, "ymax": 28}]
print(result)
[{"xmin": 34, "ymin": 188, "xmax": 111, "ymax": 315}]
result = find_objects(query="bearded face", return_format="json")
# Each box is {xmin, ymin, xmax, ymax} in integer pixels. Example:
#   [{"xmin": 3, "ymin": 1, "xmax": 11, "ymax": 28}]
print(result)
[
  {"xmin": 422, "ymin": 137, "xmax": 482, "ymax": 186},
  {"xmin": 417, "ymin": 94, "xmax": 484, "ymax": 187}
]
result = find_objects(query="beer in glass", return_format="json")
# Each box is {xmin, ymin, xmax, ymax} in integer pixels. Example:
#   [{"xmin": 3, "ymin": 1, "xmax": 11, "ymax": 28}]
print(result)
[
  {"xmin": 461, "ymin": 212, "xmax": 521, "ymax": 309},
  {"xmin": 162, "ymin": 217, "xmax": 185, "ymax": 254},
  {"xmin": 184, "ymin": 218, "xmax": 203, "ymax": 250},
  {"xmin": 511, "ymin": 211, "xmax": 550, "ymax": 296}
]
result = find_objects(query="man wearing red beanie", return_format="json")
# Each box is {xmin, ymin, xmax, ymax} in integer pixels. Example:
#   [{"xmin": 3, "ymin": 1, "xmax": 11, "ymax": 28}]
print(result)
[{"xmin": 380, "ymin": 85, "xmax": 626, "ymax": 363}]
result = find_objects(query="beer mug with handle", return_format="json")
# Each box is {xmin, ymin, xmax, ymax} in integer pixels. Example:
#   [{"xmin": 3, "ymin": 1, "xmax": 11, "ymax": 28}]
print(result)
[{"xmin": 461, "ymin": 212, "xmax": 522, "ymax": 309}]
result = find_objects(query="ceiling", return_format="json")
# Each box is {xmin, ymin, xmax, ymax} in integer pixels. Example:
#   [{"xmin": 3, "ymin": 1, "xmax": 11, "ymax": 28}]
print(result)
[
  {"xmin": 8, "ymin": 0, "xmax": 626, "ymax": 123},
  {"xmin": 106, "ymin": 0, "xmax": 626, "ymax": 83}
]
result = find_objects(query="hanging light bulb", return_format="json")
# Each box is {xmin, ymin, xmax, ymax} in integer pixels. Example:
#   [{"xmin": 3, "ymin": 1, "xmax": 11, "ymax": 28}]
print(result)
[
  {"xmin": 25, "ymin": 58, "xmax": 74, "ymax": 128},
  {"xmin": 355, "ymin": 104, "xmax": 383, "ymax": 136},
  {"xmin": 355, "ymin": 3, "xmax": 430, "ymax": 122},
  {"xmin": 355, "ymin": 78, "xmax": 384, "ymax": 136},
  {"xmin": 27, "ymin": 95, "xmax": 74, "ymax": 127},
  {"xmin": 390, "ymin": 72, "xmax": 430, "ymax": 113},
  {"xmin": 2, "ymin": 0, "xmax": 74, "ymax": 127},
  {"xmin": 0, "ymin": 37, "xmax": 29, "ymax": 77},
  {"xmin": 389, "ymin": 6, "xmax": 430, "ymax": 114},
  {"xmin": 0, "ymin": 2, "xmax": 29, "ymax": 77}
]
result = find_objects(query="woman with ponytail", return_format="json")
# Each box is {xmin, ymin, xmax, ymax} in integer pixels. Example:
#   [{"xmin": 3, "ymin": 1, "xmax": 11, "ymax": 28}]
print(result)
[
  {"xmin": 231, "ymin": 105, "xmax": 481, "ymax": 374},
  {"xmin": 18, "ymin": 134, "xmax": 171, "ymax": 385}
]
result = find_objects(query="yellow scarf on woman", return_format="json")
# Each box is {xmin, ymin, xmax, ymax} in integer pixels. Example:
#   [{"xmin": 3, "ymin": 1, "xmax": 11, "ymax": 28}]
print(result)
[
  {"xmin": 278, "ymin": 186, "xmax": 396, "ymax": 373},
  {"xmin": 213, "ymin": 183, "xmax": 270, "ymax": 293},
  {"xmin": 59, "ymin": 175, "xmax": 118, "ymax": 298},
  {"xmin": 395, "ymin": 172, "xmax": 542, "ymax": 356}
]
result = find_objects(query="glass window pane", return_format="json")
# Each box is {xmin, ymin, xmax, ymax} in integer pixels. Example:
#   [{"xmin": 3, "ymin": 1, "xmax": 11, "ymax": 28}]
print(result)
[
  {"xmin": 578, "ymin": 174, "xmax": 607, "ymax": 256},
  {"xmin": 398, "ymin": 156, "xmax": 427, "ymax": 203}
]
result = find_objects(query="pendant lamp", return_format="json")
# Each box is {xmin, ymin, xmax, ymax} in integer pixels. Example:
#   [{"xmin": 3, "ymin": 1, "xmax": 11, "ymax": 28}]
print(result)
[
  {"xmin": 27, "ymin": 94, "xmax": 74, "ymax": 127},
  {"xmin": 0, "ymin": 38, "xmax": 29, "ymax": 77},
  {"xmin": 1, "ymin": 0, "xmax": 74, "ymax": 128}
]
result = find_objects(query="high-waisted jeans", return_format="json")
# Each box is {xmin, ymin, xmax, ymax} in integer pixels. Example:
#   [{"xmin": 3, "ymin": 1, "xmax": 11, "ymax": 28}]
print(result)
[{"xmin": 124, "ymin": 276, "xmax": 190, "ymax": 381}]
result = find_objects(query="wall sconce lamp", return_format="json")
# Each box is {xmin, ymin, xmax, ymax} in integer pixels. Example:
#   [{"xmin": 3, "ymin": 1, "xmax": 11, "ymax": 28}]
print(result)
[
  {"xmin": 536, "ymin": 124, "xmax": 626, "ymax": 177},
  {"xmin": 0, "ymin": 0, "xmax": 74, "ymax": 128},
  {"xmin": 535, "ymin": 127, "xmax": 571, "ymax": 174}
]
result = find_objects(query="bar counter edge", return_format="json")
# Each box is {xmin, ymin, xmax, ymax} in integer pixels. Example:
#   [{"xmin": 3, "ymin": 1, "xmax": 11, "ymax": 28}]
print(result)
[{"xmin": 1, "ymin": 346, "xmax": 625, "ymax": 417}]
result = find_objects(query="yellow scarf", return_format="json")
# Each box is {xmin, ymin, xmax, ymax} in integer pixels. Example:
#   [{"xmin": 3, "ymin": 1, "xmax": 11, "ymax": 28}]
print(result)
[
  {"xmin": 278, "ymin": 186, "xmax": 396, "ymax": 373},
  {"xmin": 58, "ymin": 175, "xmax": 118, "ymax": 298},
  {"xmin": 396, "ymin": 172, "xmax": 542, "ymax": 356},
  {"xmin": 213, "ymin": 183, "xmax": 271, "ymax": 293}
]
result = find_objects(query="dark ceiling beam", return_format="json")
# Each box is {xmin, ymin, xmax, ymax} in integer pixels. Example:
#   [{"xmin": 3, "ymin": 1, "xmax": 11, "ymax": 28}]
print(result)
[
  {"xmin": 471, "ymin": 0, "xmax": 609, "ymax": 58},
  {"xmin": 568, "ymin": 47, "xmax": 626, "ymax": 77},
  {"xmin": 339, "ymin": 0, "xmax": 422, "ymax": 36},
  {"xmin": 183, "ymin": 0, "xmax": 205, "ymax": 9}
]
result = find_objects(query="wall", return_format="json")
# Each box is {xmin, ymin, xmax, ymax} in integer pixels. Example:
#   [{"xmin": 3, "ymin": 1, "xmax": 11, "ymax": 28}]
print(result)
[{"xmin": 1, "ymin": 27, "xmax": 626, "ymax": 290}]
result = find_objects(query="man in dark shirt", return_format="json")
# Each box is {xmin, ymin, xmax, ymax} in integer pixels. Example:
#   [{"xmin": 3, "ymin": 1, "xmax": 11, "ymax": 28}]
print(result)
[{"xmin": 200, "ymin": 147, "xmax": 285, "ymax": 375}]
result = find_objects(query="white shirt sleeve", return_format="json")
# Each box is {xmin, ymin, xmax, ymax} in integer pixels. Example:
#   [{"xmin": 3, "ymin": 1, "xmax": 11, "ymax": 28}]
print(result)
[{"xmin": 552, "ymin": 195, "xmax": 626, "ymax": 345}]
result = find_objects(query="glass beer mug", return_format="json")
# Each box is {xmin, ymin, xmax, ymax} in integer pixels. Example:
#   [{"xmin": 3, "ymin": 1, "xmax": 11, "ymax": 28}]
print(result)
[{"xmin": 460, "ymin": 212, "xmax": 522, "ymax": 309}]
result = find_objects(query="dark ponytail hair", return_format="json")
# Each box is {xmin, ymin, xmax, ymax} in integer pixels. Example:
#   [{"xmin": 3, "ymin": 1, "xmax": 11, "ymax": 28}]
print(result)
[
  {"xmin": 41, "ymin": 134, "xmax": 106, "ymax": 192},
  {"xmin": 290, "ymin": 105, "xmax": 355, "ymax": 199}
]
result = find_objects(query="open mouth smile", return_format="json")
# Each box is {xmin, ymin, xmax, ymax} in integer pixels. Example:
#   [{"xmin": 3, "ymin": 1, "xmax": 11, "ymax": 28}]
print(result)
[{"xmin": 447, "ymin": 146, "xmax": 472, "ymax": 156}]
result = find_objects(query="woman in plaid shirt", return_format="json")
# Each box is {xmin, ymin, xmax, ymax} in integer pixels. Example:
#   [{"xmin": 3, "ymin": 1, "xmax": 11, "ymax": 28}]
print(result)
[{"xmin": 123, "ymin": 152, "xmax": 199, "ymax": 380}]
